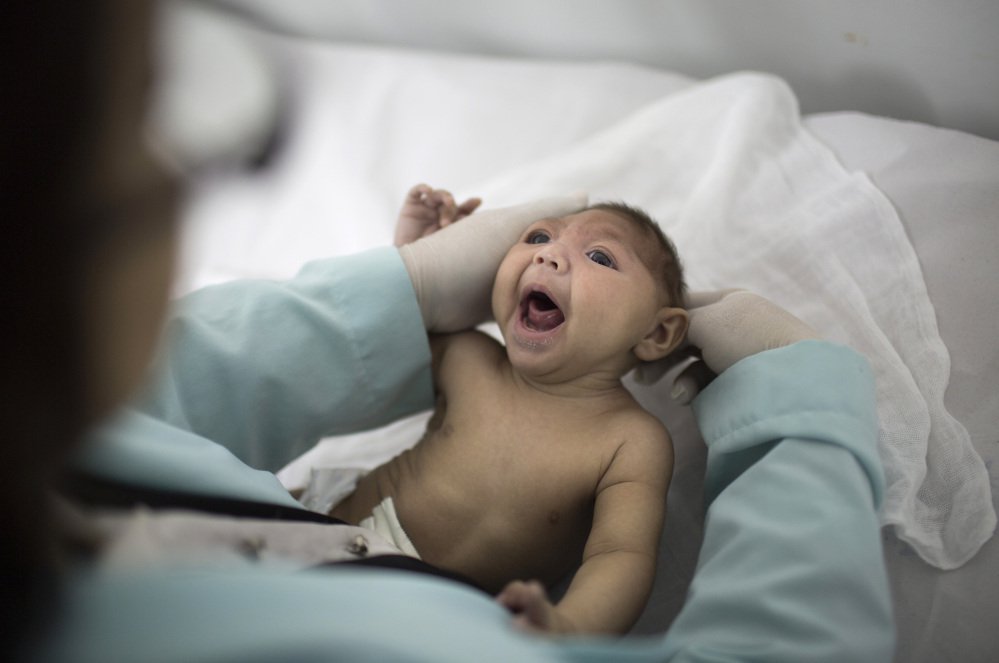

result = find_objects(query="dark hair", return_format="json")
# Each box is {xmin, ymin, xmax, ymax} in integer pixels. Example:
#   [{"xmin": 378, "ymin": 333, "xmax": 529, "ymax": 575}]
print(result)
[
  {"xmin": 586, "ymin": 202, "xmax": 687, "ymax": 308},
  {"xmin": 1, "ymin": 0, "xmax": 104, "ymax": 655}
]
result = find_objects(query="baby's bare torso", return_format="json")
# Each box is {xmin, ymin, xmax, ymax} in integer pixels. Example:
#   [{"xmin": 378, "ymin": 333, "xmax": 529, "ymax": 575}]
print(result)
[{"xmin": 331, "ymin": 335, "xmax": 643, "ymax": 593}]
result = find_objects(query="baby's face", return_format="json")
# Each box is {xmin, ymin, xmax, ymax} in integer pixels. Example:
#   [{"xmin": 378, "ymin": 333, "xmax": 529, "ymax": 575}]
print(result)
[{"xmin": 491, "ymin": 209, "xmax": 666, "ymax": 382}]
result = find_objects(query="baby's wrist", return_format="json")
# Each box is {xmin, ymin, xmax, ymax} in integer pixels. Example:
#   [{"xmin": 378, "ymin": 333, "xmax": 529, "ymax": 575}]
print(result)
[{"xmin": 549, "ymin": 606, "xmax": 582, "ymax": 635}]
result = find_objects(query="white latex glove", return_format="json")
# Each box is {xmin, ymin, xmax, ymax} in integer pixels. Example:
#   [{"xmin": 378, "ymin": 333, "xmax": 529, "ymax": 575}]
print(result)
[
  {"xmin": 399, "ymin": 193, "xmax": 588, "ymax": 332},
  {"xmin": 635, "ymin": 290, "xmax": 821, "ymax": 403}
]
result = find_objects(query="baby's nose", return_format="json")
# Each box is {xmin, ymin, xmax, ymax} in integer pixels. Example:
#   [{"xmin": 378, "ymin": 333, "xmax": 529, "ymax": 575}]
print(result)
[{"xmin": 534, "ymin": 246, "xmax": 568, "ymax": 272}]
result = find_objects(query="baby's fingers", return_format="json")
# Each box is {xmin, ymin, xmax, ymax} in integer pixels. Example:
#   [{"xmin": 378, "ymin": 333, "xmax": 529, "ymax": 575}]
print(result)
[
  {"xmin": 496, "ymin": 579, "xmax": 550, "ymax": 627},
  {"xmin": 433, "ymin": 190, "xmax": 458, "ymax": 226},
  {"xmin": 497, "ymin": 580, "xmax": 543, "ymax": 608},
  {"xmin": 406, "ymin": 183, "xmax": 433, "ymax": 203},
  {"xmin": 455, "ymin": 197, "xmax": 482, "ymax": 220}
]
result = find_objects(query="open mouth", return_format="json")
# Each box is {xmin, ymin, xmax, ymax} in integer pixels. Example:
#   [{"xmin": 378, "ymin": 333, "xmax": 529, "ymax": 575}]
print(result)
[{"xmin": 521, "ymin": 289, "xmax": 565, "ymax": 332}]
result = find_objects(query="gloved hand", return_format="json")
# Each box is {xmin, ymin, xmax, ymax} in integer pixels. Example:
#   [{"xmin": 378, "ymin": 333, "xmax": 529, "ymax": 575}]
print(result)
[
  {"xmin": 399, "ymin": 193, "xmax": 588, "ymax": 332},
  {"xmin": 635, "ymin": 289, "xmax": 821, "ymax": 403}
]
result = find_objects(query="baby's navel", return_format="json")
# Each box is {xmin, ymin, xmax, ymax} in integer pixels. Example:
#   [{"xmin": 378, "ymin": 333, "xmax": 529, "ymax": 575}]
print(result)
[{"xmin": 548, "ymin": 510, "xmax": 561, "ymax": 526}]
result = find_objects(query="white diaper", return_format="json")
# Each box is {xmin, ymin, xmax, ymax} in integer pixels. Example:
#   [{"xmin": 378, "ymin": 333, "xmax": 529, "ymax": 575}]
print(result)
[
  {"xmin": 298, "ymin": 468, "xmax": 420, "ymax": 559},
  {"xmin": 358, "ymin": 496, "xmax": 421, "ymax": 560},
  {"xmin": 298, "ymin": 466, "xmax": 367, "ymax": 515}
]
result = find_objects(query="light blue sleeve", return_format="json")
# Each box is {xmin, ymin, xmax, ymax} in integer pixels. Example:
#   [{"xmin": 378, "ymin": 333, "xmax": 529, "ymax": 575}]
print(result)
[
  {"xmin": 663, "ymin": 340, "xmax": 894, "ymax": 662},
  {"xmin": 72, "ymin": 247, "xmax": 434, "ymax": 501}
]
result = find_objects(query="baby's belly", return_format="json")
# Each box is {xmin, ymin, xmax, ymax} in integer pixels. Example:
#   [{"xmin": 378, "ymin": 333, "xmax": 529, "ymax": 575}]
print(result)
[
  {"xmin": 332, "ymin": 443, "xmax": 588, "ymax": 592},
  {"xmin": 404, "ymin": 475, "xmax": 587, "ymax": 591}
]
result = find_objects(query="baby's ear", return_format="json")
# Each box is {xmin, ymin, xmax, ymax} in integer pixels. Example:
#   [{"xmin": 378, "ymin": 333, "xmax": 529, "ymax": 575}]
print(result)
[{"xmin": 634, "ymin": 307, "xmax": 688, "ymax": 362}]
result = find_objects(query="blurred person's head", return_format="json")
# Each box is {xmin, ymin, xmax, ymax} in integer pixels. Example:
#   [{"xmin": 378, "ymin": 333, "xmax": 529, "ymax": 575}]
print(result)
[{"xmin": 1, "ymin": 0, "xmax": 178, "ymax": 653}]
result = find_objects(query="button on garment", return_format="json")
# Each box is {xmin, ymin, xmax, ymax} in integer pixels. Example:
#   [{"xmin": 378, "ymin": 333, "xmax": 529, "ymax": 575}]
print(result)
[{"xmin": 346, "ymin": 535, "xmax": 369, "ymax": 557}]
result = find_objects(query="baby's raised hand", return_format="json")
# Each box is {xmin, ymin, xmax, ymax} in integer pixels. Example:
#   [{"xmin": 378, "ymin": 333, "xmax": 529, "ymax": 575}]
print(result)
[
  {"xmin": 496, "ymin": 579, "xmax": 576, "ymax": 635},
  {"xmin": 394, "ymin": 184, "xmax": 481, "ymax": 246}
]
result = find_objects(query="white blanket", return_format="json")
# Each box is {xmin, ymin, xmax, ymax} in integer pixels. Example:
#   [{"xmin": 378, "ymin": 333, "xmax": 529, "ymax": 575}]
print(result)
[{"xmin": 179, "ymin": 43, "xmax": 993, "ymax": 569}]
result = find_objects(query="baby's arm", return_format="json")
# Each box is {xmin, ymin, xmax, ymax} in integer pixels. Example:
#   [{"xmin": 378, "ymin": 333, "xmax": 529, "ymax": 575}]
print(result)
[
  {"xmin": 394, "ymin": 183, "xmax": 481, "ymax": 247},
  {"xmin": 498, "ymin": 419, "xmax": 673, "ymax": 635}
]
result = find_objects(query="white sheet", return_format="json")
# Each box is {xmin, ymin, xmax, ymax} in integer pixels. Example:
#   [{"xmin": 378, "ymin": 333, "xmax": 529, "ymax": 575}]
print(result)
[
  {"xmin": 805, "ymin": 112, "xmax": 999, "ymax": 663},
  {"xmin": 177, "ymin": 42, "xmax": 994, "ymax": 570}
]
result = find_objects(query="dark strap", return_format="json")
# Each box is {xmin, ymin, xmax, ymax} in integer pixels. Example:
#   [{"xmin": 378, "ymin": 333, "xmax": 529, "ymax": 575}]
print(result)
[
  {"xmin": 61, "ymin": 471, "xmax": 347, "ymax": 524},
  {"xmin": 60, "ymin": 471, "xmax": 487, "ymax": 594}
]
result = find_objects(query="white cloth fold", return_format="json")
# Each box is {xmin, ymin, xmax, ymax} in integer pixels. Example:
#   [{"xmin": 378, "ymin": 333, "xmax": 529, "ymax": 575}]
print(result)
[{"xmin": 470, "ymin": 72, "xmax": 995, "ymax": 569}]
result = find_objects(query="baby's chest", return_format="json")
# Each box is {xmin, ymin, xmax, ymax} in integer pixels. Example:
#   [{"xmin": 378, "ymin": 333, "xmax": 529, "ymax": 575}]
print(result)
[{"xmin": 439, "ymin": 396, "xmax": 611, "ymax": 495}]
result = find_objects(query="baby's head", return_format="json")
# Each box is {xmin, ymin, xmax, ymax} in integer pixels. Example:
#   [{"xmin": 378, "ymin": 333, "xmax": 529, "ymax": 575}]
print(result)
[
  {"xmin": 585, "ymin": 202, "xmax": 687, "ymax": 309},
  {"xmin": 492, "ymin": 202, "xmax": 688, "ymax": 383}
]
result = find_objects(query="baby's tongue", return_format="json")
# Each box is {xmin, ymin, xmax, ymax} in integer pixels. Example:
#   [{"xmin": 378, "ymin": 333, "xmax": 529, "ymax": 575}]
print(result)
[{"xmin": 526, "ymin": 295, "xmax": 565, "ymax": 331}]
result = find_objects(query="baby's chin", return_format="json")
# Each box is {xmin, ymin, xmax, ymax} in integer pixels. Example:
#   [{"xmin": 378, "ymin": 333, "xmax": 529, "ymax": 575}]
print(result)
[
  {"xmin": 503, "ymin": 336, "xmax": 564, "ymax": 375},
  {"xmin": 505, "ymin": 318, "xmax": 563, "ymax": 361}
]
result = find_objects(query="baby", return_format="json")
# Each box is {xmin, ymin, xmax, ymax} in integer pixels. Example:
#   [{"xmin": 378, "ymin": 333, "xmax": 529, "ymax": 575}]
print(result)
[{"xmin": 327, "ymin": 185, "xmax": 688, "ymax": 635}]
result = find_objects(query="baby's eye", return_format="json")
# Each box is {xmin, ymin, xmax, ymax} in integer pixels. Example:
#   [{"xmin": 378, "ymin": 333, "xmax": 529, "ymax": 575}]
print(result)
[
  {"xmin": 587, "ymin": 250, "xmax": 616, "ymax": 269},
  {"xmin": 526, "ymin": 230, "xmax": 551, "ymax": 245}
]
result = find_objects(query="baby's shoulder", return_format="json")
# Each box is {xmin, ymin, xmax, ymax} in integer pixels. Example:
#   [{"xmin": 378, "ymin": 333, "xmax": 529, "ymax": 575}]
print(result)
[
  {"xmin": 606, "ymin": 396, "xmax": 671, "ymax": 440},
  {"xmin": 589, "ymin": 408, "xmax": 673, "ymax": 497},
  {"xmin": 601, "ymin": 403, "xmax": 674, "ymax": 466}
]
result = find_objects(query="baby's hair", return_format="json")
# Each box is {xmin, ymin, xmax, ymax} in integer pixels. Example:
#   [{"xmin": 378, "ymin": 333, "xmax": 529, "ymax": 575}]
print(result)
[{"xmin": 586, "ymin": 202, "xmax": 687, "ymax": 308}]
